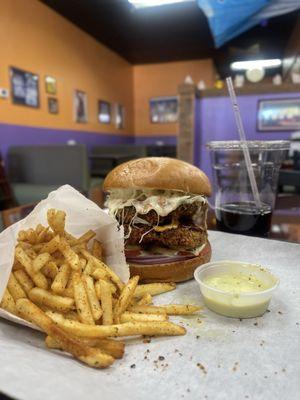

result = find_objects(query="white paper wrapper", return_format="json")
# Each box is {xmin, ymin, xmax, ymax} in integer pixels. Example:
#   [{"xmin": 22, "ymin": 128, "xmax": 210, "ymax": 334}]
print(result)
[{"xmin": 0, "ymin": 184, "xmax": 129, "ymax": 328}]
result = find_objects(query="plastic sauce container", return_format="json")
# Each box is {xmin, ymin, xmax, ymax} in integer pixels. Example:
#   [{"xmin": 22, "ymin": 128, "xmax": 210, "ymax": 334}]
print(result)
[{"xmin": 194, "ymin": 260, "xmax": 279, "ymax": 318}]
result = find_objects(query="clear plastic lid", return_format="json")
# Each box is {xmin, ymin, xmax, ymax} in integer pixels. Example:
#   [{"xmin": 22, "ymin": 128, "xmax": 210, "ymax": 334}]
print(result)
[{"xmin": 206, "ymin": 140, "xmax": 290, "ymax": 151}]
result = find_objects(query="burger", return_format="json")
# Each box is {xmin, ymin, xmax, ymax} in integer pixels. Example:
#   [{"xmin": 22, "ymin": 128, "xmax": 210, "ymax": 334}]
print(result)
[{"xmin": 103, "ymin": 157, "xmax": 211, "ymax": 282}]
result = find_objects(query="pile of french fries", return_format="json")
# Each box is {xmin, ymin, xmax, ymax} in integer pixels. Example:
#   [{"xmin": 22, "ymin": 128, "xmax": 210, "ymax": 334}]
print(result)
[{"xmin": 0, "ymin": 209, "xmax": 200, "ymax": 368}]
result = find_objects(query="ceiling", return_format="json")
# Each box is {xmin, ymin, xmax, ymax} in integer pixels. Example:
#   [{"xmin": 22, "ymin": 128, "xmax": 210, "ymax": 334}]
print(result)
[{"xmin": 42, "ymin": 0, "xmax": 299, "ymax": 76}]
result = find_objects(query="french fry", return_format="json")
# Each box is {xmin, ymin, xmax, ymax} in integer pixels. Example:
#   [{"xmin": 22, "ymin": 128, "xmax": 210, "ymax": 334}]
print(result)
[
  {"xmin": 29, "ymin": 287, "xmax": 74, "ymax": 312},
  {"xmin": 16, "ymin": 299, "xmax": 114, "ymax": 368},
  {"xmin": 32, "ymin": 252, "xmax": 51, "ymax": 273},
  {"xmin": 18, "ymin": 230, "xmax": 27, "ymax": 242},
  {"xmin": 26, "ymin": 228, "xmax": 38, "ymax": 245},
  {"xmin": 25, "ymin": 248, "xmax": 37, "ymax": 260},
  {"xmin": 12, "ymin": 260, "xmax": 24, "ymax": 271},
  {"xmin": 81, "ymin": 250, "xmax": 124, "ymax": 291},
  {"xmin": 120, "ymin": 312, "xmax": 168, "ymax": 323},
  {"xmin": 73, "ymin": 273, "xmax": 94, "ymax": 324},
  {"xmin": 0, "ymin": 289, "xmax": 17, "ymax": 314},
  {"xmin": 47, "ymin": 209, "xmax": 66, "ymax": 235},
  {"xmin": 129, "ymin": 304, "xmax": 201, "ymax": 315},
  {"xmin": 15, "ymin": 247, "xmax": 48, "ymax": 289},
  {"xmin": 14, "ymin": 269, "xmax": 34, "ymax": 295},
  {"xmin": 7, "ymin": 272, "xmax": 27, "ymax": 300},
  {"xmin": 76, "ymin": 230, "xmax": 96, "ymax": 245},
  {"xmin": 128, "ymin": 305, "xmax": 167, "ymax": 315},
  {"xmin": 47, "ymin": 311, "xmax": 186, "ymax": 338},
  {"xmin": 137, "ymin": 293, "xmax": 152, "ymax": 306},
  {"xmin": 64, "ymin": 311, "xmax": 80, "ymax": 321},
  {"xmin": 99, "ymin": 280, "xmax": 113, "ymax": 325},
  {"xmin": 94, "ymin": 280, "xmax": 117, "ymax": 299},
  {"xmin": 35, "ymin": 224, "xmax": 45, "ymax": 235},
  {"xmin": 45, "ymin": 336, "xmax": 124, "ymax": 359},
  {"xmin": 51, "ymin": 264, "xmax": 71, "ymax": 294},
  {"xmin": 36, "ymin": 226, "xmax": 49, "ymax": 244},
  {"xmin": 63, "ymin": 288, "xmax": 74, "ymax": 298},
  {"xmin": 91, "ymin": 266, "xmax": 109, "ymax": 280},
  {"xmin": 82, "ymin": 275, "xmax": 102, "ymax": 321},
  {"xmin": 92, "ymin": 240, "xmax": 103, "ymax": 260},
  {"xmin": 59, "ymin": 238, "xmax": 80, "ymax": 271},
  {"xmin": 42, "ymin": 261, "xmax": 59, "ymax": 279},
  {"xmin": 114, "ymin": 276, "xmax": 139, "ymax": 323},
  {"xmin": 16, "ymin": 241, "xmax": 32, "ymax": 251},
  {"xmin": 41, "ymin": 235, "xmax": 60, "ymax": 254},
  {"xmin": 79, "ymin": 258, "xmax": 87, "ymax": 271},
  {"xmin": 134, "ymin": 282, "xmax": 176, "ymax": 298},
  {"xmin": 83, "ymin": 259, "xmax": 94, "ymax": 275}
]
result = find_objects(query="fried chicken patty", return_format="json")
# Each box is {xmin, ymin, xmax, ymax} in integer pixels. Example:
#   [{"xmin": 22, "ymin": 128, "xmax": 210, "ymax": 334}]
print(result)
[
  {"xmin": 116, "ymin": 202, "xmax": 203, "ymax": 226},
  {"xmin": 125, "ymin": 225, "xmax": 206, "ymax": 250}
]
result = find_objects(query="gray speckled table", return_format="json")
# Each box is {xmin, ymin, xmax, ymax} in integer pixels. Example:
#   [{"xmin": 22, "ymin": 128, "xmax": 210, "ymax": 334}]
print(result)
[{"xmin": 0, "ymin": 231, "xmax": 299, "ymax": 400}]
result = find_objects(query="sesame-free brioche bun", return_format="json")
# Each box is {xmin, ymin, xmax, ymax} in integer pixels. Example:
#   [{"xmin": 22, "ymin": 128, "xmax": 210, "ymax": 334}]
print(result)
[
  {"xmin": 129, "ymin": 241, "xmax": 211, "ymax": 283},
  {"xmin": 103, "ymin": 157, "xmax": 211, "ymax": 196}
]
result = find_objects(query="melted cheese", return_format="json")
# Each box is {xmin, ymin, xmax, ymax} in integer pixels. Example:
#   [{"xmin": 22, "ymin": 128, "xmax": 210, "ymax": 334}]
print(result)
[{"xmin": 106, "ymin": 188, "xmax": 207, "ymax": 218}]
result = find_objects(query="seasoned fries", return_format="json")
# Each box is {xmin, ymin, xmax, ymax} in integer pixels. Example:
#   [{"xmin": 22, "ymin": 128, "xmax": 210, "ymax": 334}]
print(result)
[
  {"xmin": 0, "ymin": 208, "xmax": 201, "ymax": 369},
  {"xmin": 29, "ymin": 287, "xmax": 74, "ymax": 312},
  {"xmin": 134, "ymin": 282, "xmax": 176, "ymax": 298},
  {"xmin": 17, "ymin": 299, "xmax": 114, "ymax": 368},
  {"xmin": 129, "ymin": 304, "xmax": 201, "ymax": 315},
  {"xmin": 47, "ymin": 311, "xmax": 186, "ymax": 338},
  {"xmin": 73, "ymin": 273, "xmax": 94, "ymax": 324},
  {"xmin": 99, "ymin": 280, "xmax": 113, "ymax": 325},
  {"xmin": 7, "ymin": 273, "xmax": 27, "ymax": 300},
  {"xmin": 0, "ymin": 289, "xmax": 17, "ymax": 314},
  {"xmin": 51, "ymin": 264, "xmax": 71, "ymax": 294},
  {"xmin": 113, "ymin": 276, "xmax": 139, "ymax": 323}
]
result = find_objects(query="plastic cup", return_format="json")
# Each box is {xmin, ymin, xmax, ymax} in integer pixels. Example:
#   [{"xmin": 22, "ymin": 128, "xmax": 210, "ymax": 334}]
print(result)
[
  {"xmin": 206, "ymin": 140, "xmax": 290, "ymax": 237},
  {"xmin": 194, "ymin": 260, "xmax": 279, "ymax": 319}
]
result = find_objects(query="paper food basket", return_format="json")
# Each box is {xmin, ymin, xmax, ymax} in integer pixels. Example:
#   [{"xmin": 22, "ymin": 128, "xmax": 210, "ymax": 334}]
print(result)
[{"xmin": 0, "ymin": 185, "xmax": 129, "ymax": 330}]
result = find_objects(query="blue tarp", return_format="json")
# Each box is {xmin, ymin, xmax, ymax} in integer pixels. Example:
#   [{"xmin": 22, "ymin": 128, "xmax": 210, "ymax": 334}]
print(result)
[{"xmin": 198, "ymin": 0, "xmax": 300, "ymax": 48}]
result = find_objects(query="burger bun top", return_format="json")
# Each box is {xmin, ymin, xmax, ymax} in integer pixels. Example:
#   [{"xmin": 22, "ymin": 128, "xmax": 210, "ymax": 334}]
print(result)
[{"xmin": 103, "ymin": 157, "xmax": 211, "ymax": 196}]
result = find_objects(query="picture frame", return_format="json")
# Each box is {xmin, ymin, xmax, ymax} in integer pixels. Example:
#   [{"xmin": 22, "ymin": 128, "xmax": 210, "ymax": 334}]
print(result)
[
  {"xmin": 74, "ymin": 90, "xmax": 88, "ymax": 123},
  {"xmin": 48, "ymin": 97, "xmax": 58, "ymax": 114},
  {"xmin": 10, "ymin": 66, "xmax": 39, "ymax": 108},
  {"xmin": 98, "ymin": 100, "xmax": 111, "ymax": 124},
  {"xmin": 45, "ymin": 75, "xmax": 57, "ymax": 95},
  {"xmin": 115, "ymin": 103, "xmax": 124, "ymax": 129},
  {"xmin": 257, "ymin": 98, "xmax": 300, "ymax": 131},
  {"xmin": 150, "ymin": 96, "xmax": 178, "ymax": 124}
]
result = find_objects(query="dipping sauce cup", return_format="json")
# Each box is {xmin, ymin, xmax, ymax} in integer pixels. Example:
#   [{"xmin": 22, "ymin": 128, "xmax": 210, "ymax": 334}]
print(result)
[{"xmin": 194, "ymin": 260, "xmax": 279, "ymax": 318}]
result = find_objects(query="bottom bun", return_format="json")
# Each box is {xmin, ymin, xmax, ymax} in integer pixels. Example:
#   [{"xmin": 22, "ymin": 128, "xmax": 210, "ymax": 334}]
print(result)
[{"xmin": 129, "ymin": 241, "xmax": 211, "ymax": 283}]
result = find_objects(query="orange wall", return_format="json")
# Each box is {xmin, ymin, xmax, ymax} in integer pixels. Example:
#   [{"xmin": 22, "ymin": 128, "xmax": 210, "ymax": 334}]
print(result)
[
  {"xmin": 133, "ymin": 59, "xmax": 214, "ymax": 136},
  {"xmin": 0, "ymin": 0, "xmax": 134, "ymax": 135}
]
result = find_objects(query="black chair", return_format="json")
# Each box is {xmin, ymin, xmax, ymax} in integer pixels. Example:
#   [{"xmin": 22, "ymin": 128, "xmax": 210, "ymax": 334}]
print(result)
[
  {"xmin": 90, "ymin": 145, "xmax": 147, "ymax": 178},
  {"xmin": 146, "ymin": 145, "xmax": 177, "ymax": 158}
]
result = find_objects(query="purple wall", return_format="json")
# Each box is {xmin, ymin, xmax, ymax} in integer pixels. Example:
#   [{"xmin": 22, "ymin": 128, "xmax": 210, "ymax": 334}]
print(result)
[
  {"xmin": 197, "ymin": 92, "xmax": 299, "ymax": 183},
  {"xmin": 0, "ymin": 123, "xmax": 178, "ymax": 161},
  {"xmin": 0, "ymin": 123, "xmax": 134, "ymax": 159}
]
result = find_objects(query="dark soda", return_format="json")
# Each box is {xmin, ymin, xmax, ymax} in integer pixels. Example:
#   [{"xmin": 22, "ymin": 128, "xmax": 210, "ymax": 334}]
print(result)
[{"xmin": 215, "ymin": 202, "xmax": 272, "ymax": 237}]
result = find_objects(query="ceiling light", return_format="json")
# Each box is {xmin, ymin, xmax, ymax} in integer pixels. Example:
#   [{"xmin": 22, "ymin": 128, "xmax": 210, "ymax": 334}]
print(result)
[
  {"xmin": 128, "ymin": 0, "xmax": 192, "ymax": 8},
  {"xmin": 230, "ymin": 59, "xmax": 282, "ymax": 71}
]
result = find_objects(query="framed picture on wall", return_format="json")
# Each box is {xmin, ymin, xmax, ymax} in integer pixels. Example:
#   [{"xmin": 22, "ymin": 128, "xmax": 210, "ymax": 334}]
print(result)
[
  {"xmin": 98, "ymin": 100, "xmax": 111, "ymax": 124},
  {"xmin": 150, "ymin": 96, "xmax": 178, "ymax": 123},
  {"xmin": 257, "ymin": 98, "xmax": 300, "ymax": 131},
  {"xmin": 45, "ymin": 75, "xmax": 57, "ymax": 95},
  {"xmin": 115, "ymin": 103, "xmax": 124, "ymax": 129},
  {"xmin": 48, "ymin": 97, "xmax": 58, "ymax": 114},
  {"xmin": 10, "ymin": 67, "xmax": 39, "ymax": 108},
  {"xmin": 74, "ymin": 90, "xmax": 88, "ymax": 123}
]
